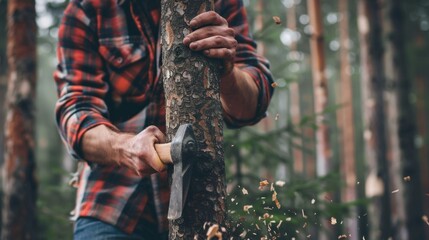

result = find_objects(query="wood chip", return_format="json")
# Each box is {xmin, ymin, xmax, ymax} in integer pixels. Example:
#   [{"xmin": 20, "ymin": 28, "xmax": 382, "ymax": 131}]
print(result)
[
  {"xmin": 273, "ymin": 16, "xmax": 282, "ymax": 24},
  {"xmin": 243, "ymin": 205, "xmax": 253, "ymax": 212},
  {"xmin": 422, "ymin": 215, "xmax": 429, "ymax": 226},
  {"xmin": 275, "ymin": 181, "xmax": 285, "ymax": 187},
  {"xmin": 242, "ymin": 187, "xmax": 248, "ymax": 195},
  {"xmin": 259, "ymin": 180, "xmax": 269, "ymax": 190},
  {"xmin": 331, "ymin": 217, "xmax": 337, "ymax": 225},
  {"xmin": 206, "ymin": 224, "xmax": 222, "ymax": 240}
]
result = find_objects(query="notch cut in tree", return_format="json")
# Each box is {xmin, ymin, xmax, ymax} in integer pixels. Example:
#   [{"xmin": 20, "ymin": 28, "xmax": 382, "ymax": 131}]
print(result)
[
  {"xmin": 160, "ymin": 0, "xmax": 226, "ymax": 239},
  {"xmin": 2, "ymin": 0, "xmax": 37, "ymax": 239}
]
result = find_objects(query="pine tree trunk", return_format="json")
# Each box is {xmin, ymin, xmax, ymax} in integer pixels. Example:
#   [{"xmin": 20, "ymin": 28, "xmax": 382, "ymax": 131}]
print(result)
[
  {"xmin": 307, "ymin": 1, "xmax": 332, "ymax": 239},
  {"xmin": 287, "ymin": 2, "xmax": 304, "ymax": 174},
  {"xmin": 357, "ymin": 0, "xmax": 392, "ymax": 239},
  {"xmin": 307, "ymin": 0, "xmax": 330, "ymax": 177},
  {"xmin": 1, "ymin": 0, "xmax": 37, "ymax": 239},
  {"xmin": 0, "ymin": 0, "xmax": 7, "ymax": 167},
  {"xmin": 0, "ymin": 0, "xmax": 8, "ymax": 236},
  {"xmin": 160, "ymin": 1, "xmax": 226, "ymax": 239},
  {"xmin": 337, "ymin": 0, "xmax": 358, "ymax": 239},
  {"xmin": 382, "ymin": 0, "xmax": 424, "ymax": 239}
]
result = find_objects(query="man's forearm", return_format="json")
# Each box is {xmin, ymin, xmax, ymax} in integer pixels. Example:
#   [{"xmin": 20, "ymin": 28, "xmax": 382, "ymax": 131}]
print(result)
[
  {"xmin": 220, "ymin": 67, "xmax": 259, "ymax": 120},
  {"xmin": 81, "ymin": 124, "xmax": 125, "ymax": 166}
]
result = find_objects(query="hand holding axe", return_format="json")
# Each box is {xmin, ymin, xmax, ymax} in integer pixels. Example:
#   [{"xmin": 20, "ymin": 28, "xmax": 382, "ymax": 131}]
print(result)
[{"xmin": 154, "ymin": 124, "xmax": 197, "ymax": 220}]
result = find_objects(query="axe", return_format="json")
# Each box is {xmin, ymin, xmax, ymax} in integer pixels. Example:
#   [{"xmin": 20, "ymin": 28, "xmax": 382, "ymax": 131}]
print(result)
[{"xmin": 154, "ymin": 124, "xmax": 197, "ymax": 220}]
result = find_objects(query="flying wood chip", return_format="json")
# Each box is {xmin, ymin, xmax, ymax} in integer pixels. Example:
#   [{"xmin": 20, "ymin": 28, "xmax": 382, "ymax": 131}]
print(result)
[
  {"xmin": 273, "ymin": 16, "xmax": 281, "ymax": 24},
  {"xmin": 271, "ymin": 82, "xmax": 279, "ymax": 88},
  {"xmin": 206, "ymin": 224, "xmax": 222, "ymax": 240},
  {"xmin": 243, "ymin": 205, "xmax": 253, "ymax": 212},
  {"xmin": 259, "ymin": 180, "xmax": 269, "ymax": 190}
]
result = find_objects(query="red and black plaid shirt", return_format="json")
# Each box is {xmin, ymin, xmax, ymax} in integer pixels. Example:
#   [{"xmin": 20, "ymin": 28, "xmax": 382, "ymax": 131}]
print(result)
[{"xmin": 54, "ymin": 0, "xmax": 274, "ymax": 234}]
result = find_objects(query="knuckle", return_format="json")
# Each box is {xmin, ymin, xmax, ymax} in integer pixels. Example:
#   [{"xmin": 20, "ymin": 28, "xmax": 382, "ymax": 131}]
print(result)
[
  {"xmin": 226, "ymin": 28, "xmax": 235, "ymax": 36},
  {"xmin": 230, "ymin": 39, "xmax": 238, "ymax": 47},
  {"xmin": 146, "ymin": 125, "xmax": 158, "ymax": 133},
  {"xmin": 214, "ymin": 36, "xmax": 224, "ymax": 45},
  {"xmin": 208, "ymin": 11, "xmax": 217, "ymax": 19}
]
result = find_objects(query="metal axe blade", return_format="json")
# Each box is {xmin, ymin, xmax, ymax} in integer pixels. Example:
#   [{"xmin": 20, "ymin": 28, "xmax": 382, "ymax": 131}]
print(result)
[{"xmin": 167, "ymin": 124, "xmax": 197, "ymax": 220}]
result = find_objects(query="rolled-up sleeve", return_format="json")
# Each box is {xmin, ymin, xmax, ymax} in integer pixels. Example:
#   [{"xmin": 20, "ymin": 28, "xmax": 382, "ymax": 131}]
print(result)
[
  {"xmin": 219, "ymin": 0, "xmax": 275, "ymax": 128},
  {"xmin": 54, "ymin": 2, "xmax": 117, "ymax": 160}
]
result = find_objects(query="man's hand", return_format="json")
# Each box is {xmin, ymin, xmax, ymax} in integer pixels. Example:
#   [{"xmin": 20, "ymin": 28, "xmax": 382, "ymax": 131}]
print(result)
[
  {"xmin": 183, "ymin": 11, "xmax": 237, "ymax": 76},
  {"xmin": 115, "ymin": 126, "xmax": 167, "ymax": 175},
  {"xmin": 82, "ymin": 125, "xmax": 167, "ymax": 176},
  {"xmin": 183, "ymin": 11, "xmax": 259, "ymax": 121}
]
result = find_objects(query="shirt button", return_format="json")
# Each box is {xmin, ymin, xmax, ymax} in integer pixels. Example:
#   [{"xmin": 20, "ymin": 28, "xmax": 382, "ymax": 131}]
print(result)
[{"xmin": 116, "ymin": 57, "xmax": 123, "ymax": 64}]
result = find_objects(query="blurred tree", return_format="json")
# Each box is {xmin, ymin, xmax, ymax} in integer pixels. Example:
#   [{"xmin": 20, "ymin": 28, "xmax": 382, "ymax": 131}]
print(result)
[
  {"xmin": 0, "ymin": 0, "xmax": 7, "ymax": 163},
  {"xmin": 307, "ymin": 0, "xmax": 331, "ymax": 178},
  {"xmin": 383, "ymin": 0, "xmax": 424, "ymax": 239},
  {"xmin": 0, "ymin": 0, "xmax": 8, "ymax": 236},
  {"xmin": 1, "ymin": 0, "xmax": 37, "ymax": 239},
  {"xmin": 337, "ymin": 0, "xmax": 358, "ymax": 239},
  {"xmin": 358, "ymin": 0, "xmax": 392, "ymax": 239},
  {"xmin": 287, "ymin": 1, "xmax": 304, "ymax": 175}
]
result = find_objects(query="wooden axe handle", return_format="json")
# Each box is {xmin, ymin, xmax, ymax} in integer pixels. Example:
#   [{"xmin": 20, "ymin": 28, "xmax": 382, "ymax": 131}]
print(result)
[{"xmin": 155, "ymin": 143, "xmax": 173, "ymax": 164}]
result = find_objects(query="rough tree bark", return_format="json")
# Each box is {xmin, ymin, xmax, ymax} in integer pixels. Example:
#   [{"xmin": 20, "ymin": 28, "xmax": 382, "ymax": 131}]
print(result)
[
  {"xmin": 1, "ymin": 0, "xmax": 37, "ymax": 239},
  {"xmin": 337, "ymin": 0, "xmax": 358, "ymax": 239},
  {"xmin": 161, "ymin": 1, "xmax": 226, "ymax": 239},
  {"xmin": 358, "ymin": 0, "xmax": 392, "ymax": 239},
  {"xmin": 382, "ymin": 0, "xmax": 424, "ymax": 239}
]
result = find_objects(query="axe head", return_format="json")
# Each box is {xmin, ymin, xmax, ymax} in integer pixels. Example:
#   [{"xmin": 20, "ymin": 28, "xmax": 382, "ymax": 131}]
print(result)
[{"xmin": 168, "ymin": 124, "xmax": 197, "ymax": 220}]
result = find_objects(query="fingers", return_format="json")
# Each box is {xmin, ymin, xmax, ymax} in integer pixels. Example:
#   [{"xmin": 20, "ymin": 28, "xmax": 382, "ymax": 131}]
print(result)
[
  {"xmin": 189, "ymin": 11, "xmax": 227, "ymax": 29},
  {"xmin": 203, "ymin": 48, "xmax": 235, "ymax": 59},
  {"xmin": 139, "ymin": 126, "xmax": 167, "ymax": 173},
  {"xmin": 144, "ymin": 125, "xmax": 166, "ymax": 144},
  {"xmin": 188, "ymin": 35, "xmax": 237, "ymax": 52},
  {"xmin": 183, "ymin": 12, "xmax": 236, "ymax": 61},
  {"xmin": 183, "ymin": 26, "xmax": 235, "ymax": 46}
]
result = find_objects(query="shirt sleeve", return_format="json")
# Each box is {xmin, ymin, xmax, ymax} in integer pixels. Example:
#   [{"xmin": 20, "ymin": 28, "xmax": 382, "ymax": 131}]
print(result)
[
  {"xmin": 54, "ymin": 1, "xmax": 118, "ymax": 160},
  {"xmin": 218, "ymin": 0, "xmax": 275, "ymax": 128}
]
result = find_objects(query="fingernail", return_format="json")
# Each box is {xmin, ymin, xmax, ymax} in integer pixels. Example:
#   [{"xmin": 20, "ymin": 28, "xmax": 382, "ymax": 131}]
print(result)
[
  {"xmin": 183, "ymin": 37, "xmax": 190, "ymax": 45},
  {"xmin": 190, "ymin": 42, "xmax": 197, "ymax": 50}
]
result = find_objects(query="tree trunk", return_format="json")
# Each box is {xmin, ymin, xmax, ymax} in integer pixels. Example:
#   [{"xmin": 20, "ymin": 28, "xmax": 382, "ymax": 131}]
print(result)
[
  {"xmin": 0, "ymin": 0, "xmax": 8, "ymax": 236},
  {"xmin": 358, "ymin": 0, "xmax": 392, "ymax": 239},
  {"xmin": 307, "ymin": 0, "xmax": 331, "ymax": 177},
  {"xmin": 382, "ymin": 0, "xmax": 424, "ymax": 239},
  {"xmin": 160, "ymin": 1, "xmax": 226, "ymax": 239},
  {"xmin": 287, "ymin": 2, "xmax": 304, "ymax": 174},
  {"xmin": 1, "ymin": 0, "xmax": 37, "ymax": 239},
  {"xmin": 0, "ymin": 0, "xmax": 7, "ymax": 167},
  {"xmin": 307, "ymin": 1, "xmax": 332, "ymax": 239},
  {"xmin": 337, "ymin": 0, "xmax": 358, "ymax": 239}
]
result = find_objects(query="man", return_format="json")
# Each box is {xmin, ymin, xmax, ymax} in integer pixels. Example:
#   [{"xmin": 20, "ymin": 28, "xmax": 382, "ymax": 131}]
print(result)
[{"xmin": 54, "ymin": 0, "xmax": 274, "ymax": 239}]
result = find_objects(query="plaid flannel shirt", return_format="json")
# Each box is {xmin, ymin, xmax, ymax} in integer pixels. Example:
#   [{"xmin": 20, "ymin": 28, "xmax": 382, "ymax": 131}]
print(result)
[{"xmin": 54, "ymin": 0, "xmax": 274, "ymax": 234}]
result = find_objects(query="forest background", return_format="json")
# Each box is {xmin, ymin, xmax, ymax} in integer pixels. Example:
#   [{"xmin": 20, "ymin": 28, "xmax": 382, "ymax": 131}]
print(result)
[{"xmin": 1, "ymin": 0, "xmax": 429, "ymax": 239}]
